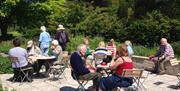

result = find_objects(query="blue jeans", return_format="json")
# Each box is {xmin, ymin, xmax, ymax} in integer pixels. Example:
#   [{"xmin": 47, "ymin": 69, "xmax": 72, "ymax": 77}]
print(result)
[
  {"xmin": 100, "ymin": 75, "xmax": 133, "ymax": 91},
  {"xmin": 40, "ymin": 44, "xmax": 49, "ymax": 56}
]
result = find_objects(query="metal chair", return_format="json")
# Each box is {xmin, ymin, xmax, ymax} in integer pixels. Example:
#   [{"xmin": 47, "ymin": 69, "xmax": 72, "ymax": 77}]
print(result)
[
  {"xmin": 120, "ymin": 69, "xmax": 146, "ymax": 91},
  {"xmin": 48, "ymin": 52, "xmax": 69, "ymax": 80},
  {"xmin": 9, "ymin": 56, "xmax": 33, "ymax": 84},
  {"xmin": 71, "ymin": 69, "xmax": 89, "ymax": 91}
]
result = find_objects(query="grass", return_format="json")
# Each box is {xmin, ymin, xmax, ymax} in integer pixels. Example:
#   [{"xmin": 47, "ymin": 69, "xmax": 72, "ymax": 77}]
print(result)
[{"xmin": 0, "ymin": 56, "xmax": 13, "ymax": 74}]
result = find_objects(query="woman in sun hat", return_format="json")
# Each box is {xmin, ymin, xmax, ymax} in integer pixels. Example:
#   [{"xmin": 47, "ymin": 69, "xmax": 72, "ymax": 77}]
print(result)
[{"xmin": 54, "ymin": 24, "xmax": 69, "ymax": 51}]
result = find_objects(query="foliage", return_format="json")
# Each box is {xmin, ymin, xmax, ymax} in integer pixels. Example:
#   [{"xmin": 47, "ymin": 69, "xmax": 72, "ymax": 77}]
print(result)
[
  {"xmin": 0, "ymin": 41, "xmax": 13, "ymax": 53},
  {"xmin": 66, "ymin": 35, "xmax": 103, "ymax": 53},
  {"xmin": 133, "ymin": 45, "xmax": 157, "ymax": 57},
  {"xmin": 0, "ymin": 0, "xmax": 66, "ymax": 37},
  {"xmin": 172, "ymin": 41, "xmax": 180, "ymax": 55},
  {"xmin": 0, "ymin": 56, "xmax": 13, "ymax": 74},
  {"xmin": 73, "ymin": 7, "xmax": 124, "ymax": 41},
  {"xmin": 126, "ymin": 11, "xmax": 180, "ymax": 46}
]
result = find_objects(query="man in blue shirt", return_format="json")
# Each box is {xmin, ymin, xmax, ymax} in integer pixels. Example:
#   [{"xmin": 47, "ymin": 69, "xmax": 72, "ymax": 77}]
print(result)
[
  {"xmin": 39, "ymin": 26, "xmax": 51, "ymax": 56},
  {"xmin": 70, "ymin": 44, "xmax": 101, "ymax": 91}
]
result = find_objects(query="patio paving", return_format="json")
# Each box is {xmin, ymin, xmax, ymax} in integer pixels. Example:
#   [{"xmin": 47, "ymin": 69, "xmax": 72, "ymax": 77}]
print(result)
[{"xmin": 0, "ymin": 68, "xmax": 180, "ymax": 91}]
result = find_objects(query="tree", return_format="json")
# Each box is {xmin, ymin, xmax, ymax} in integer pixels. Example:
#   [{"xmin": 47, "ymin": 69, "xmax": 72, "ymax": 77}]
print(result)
[{"xmin": 0, "ymin": 0, "xmax": 65, "ymax": 37}]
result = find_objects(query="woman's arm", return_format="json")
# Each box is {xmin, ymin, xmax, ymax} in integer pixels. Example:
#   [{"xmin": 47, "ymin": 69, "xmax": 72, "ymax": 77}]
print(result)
[{"xmin": 109, "ymin": 57, "xmax": 123, "ymax": 70}]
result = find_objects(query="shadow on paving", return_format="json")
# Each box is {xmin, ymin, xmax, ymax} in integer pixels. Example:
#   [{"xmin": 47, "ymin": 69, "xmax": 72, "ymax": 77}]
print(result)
[
  {"xmin": 60, "ymin": 86, "xmax": 76, "ymax": 91},
  {"xmin": 167, "ymin": 85, "xmax": 180, "ymax": 90}
]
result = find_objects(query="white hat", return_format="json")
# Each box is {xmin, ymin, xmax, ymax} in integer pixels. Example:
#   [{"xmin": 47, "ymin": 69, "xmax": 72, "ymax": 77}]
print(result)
[
  {"xmin": 40, "ymin": 26, "xmax": 46, "ymax": 31},
  {"xmin": 51, "ymin": 40, "xmax": 59, "ymax": 45},
  {"xmin": 125, "ymin": 40, "xmax": 132, "ymax": 46},
  {"xmin": 57, "ymin": 24, "xmax": 65, "ymax": 30},
  {"xmin": 27, "ymin": 40, "xmax": 33, "ymax": 47}
]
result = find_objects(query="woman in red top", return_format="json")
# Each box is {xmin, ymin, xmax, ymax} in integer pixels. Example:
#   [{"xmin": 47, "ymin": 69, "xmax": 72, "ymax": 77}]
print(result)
[{"xmin": 99, "ymin": 44, "xmax": 133, "ymax": 91}]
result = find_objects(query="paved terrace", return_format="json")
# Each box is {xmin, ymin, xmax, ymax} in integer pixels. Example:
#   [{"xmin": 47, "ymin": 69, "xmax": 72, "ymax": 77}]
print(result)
[{"xmin": 0, "ymin": 68, "xmax": 180, "ymax": 91}]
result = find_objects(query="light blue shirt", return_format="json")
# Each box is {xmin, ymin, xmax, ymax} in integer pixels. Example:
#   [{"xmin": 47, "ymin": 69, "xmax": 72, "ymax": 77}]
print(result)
[
  {"xmin": 9, "ymin": 47, "xmax": 28, "ymax": 68},
  {"xmin": 39, "ymin": 31, "xmax": 51, "ymax": 45},
  {"xmin": 127, "ymin": 45, "xmax": 134, "ymax": 57}
]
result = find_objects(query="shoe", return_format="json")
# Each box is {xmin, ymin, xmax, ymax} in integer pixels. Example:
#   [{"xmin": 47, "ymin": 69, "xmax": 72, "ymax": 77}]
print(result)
[
  {"xmin": 27, "ymin": 79, "xmax": 33, "ymax": 82},
  {"xmin": 158, "ymin": 71, "xmax": 165, "ymax": 75}
]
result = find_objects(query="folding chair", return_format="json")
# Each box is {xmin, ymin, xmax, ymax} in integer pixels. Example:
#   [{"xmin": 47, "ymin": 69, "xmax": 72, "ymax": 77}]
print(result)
[
  {"xmin": 71, "ymin": 69, "xmax": 89, "ymax": 91},
  {"xmin": 48, "ymin": 52, "xmax": 69, "ymax": 80},
  {"xmin": 176, "ymin": 73, "xmax": 180, "ymax": 87},
  {"xmin": 121, "ymin": 69, "xmax": 146, "ymax": 91},
  {"xmin": 9, "ymin": 56, "xmax": 33, "ymax": 84}
]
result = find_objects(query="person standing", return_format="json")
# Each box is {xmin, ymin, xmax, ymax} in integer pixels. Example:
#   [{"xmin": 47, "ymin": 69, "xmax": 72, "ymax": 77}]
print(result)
[
  {"xmin": 54, "ymin": 24, "xmax": 69, "ymax": 51},
  {"xmin": 39, "ymin": 26, "xmax": 51, "ymax": 56}
]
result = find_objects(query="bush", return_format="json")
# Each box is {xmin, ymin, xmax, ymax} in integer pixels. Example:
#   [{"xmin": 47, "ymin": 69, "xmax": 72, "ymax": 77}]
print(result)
[
  {"xmin": 67, "ymin": 35, "xmax": 104, "ymax": 53},
  {"xmin": 0, "ymin": 56, "xmax": 13, "ymax": 74},
  {"xmin": 126, "ymin": 11, "xmax": 180, "ymax": 46},
  {"xmin": 0, "ymin": 41, "xmax": 13, "ymax": 53},
  {"xmin": 172, "ymin": 41, "xmax": 180, "ymax": 55},
  {"xmin": 133, "ymin": 45, "xmax": 157, "ymax": 57}
]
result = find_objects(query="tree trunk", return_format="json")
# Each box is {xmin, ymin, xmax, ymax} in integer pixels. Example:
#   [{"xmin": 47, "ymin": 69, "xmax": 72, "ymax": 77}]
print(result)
[{"xmin": 0, "ymin": 18, "xmax": 9, "ymax": 37}]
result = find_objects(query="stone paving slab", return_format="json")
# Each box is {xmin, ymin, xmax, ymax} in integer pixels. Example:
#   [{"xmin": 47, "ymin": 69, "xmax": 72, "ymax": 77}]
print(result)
[{"xmin": 0, "ymin": 68, "xmax": 180, "ymax": 91}]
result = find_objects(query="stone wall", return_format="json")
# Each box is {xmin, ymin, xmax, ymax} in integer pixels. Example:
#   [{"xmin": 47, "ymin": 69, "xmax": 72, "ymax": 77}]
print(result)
[{"xmin": 132, "ymin": 55, "xmax": 180, "ymax": 75}]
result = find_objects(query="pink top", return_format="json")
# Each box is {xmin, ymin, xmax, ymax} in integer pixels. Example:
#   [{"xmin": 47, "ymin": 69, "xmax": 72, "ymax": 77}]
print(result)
[
  {"xmin": 115, "ymin": 57, "xmax": 133, "ymax": 76},
  {"xmin": 106, "ymin": 45, "xmax": 116, "ymax": 57}
]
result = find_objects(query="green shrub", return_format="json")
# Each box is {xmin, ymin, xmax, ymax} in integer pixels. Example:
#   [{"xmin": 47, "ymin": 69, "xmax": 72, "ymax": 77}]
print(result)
[
  {"xmin": 133, "ymin": 45, "xmax": 157, "ymax": 57},
  {"xmin": 0, "ymin": 56, "xmax": 13, "ymax": 74},
  {"xmin": 126, "ymin": 11, "xmax": 180, "ymax": 46},
  {"xmin": 172, "ymin": 41, "xmax": 180, "ymax": 55},
  {"xmin": 0, "ymin": 41, "xmax": 13, "ymax": 53},
  {"xmin": 67, "ymin": 35, "xmax": 104, "ymax": 53}
]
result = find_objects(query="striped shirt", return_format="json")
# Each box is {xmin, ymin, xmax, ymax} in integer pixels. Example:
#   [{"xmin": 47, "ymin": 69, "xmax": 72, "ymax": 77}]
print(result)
[{"xmin": 164, "ymin": 44, "xmax": 174, "ymax": 59}]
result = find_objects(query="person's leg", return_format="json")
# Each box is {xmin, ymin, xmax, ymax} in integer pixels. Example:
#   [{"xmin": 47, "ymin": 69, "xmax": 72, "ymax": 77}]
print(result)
[
  {"xmin": 78, "ymin": 72, "xmax": 101, "ymax": 91},
  {"xmin": 44, "ymin": 47, "xmax": 49, "ymax": 56},
  {"xmin": 159, "ymin": 59, "xmax": 169, "ymax": 72}
]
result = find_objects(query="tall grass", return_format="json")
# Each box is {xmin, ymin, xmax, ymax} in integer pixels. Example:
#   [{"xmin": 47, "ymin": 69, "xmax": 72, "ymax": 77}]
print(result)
[
  {"xmin": 67, "ymin": 35, "xmax": 104, "ymax": 53},
  {"xmin": 133, "ymin": 45, "xmax": 157, "ymax": 57},
  {"xmin": 0, "ymin": 56, "xmax": 12, "ymax": 74}
]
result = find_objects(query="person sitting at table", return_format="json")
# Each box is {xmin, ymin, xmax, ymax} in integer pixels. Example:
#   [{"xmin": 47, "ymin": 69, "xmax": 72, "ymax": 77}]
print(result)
[
  {"xmin": 83, "ymin": 36, "xmax": 95, "ymax": 69},
  {"xmin": 27, "ymin": 40, "xmax": 42, "ymax": 57},
  {"xmin": 70, "ymin": 44, "xmax": 101, "ymax": 91},
  {"xmin": 95, "ymin": 41, "xmax": 112, "ymax": 64},
  {"xmin": 50, "ymin": 40, "xmax": 63, "ymax": 64},
  {"xmin": 9, "ymin": 39, "xmax": 33, "ymax": 82},
  {"xmin": 95, "ymin": 41, "xmax": 108, "ymax": 55},
  {"xmin": 99, "ymin": 44, "xmax": 133, "ymax": 91},
  {"xmin": 106, "ymin": 39, "xmax": 116, "ymax": 59}
]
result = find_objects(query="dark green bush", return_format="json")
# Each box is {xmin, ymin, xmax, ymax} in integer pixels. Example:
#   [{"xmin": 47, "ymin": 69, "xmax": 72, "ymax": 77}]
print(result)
[
  {"xmin": 126, "ymin": 11, "xmax": 180, "ymax": 46},
  {"xmin": 0, "ymin": 56, "xmax": 13, "ymax": 74},
  {"xmin": 67, "ymin": 35, "xmax": 103, "ymax": 53},
  {"xmin": 172, "ymin": 41, "xmax": 180, "ymax": 55}
]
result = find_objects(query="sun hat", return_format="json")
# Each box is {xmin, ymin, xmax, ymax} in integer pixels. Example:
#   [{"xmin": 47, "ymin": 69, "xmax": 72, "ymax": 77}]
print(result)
[
  {"xmin": 27, "ymin": 40, "xmax": 33, "ymax": 47},
  {"xmin": 57, "ymin": 24, "xmax": 65, "ymax": 30},
  {"xmin": 51, "ymin": 40, "xmax": 59, "ymax": 45}
]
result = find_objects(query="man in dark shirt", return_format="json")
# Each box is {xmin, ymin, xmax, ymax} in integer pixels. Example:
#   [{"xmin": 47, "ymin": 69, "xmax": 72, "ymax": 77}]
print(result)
[{"xmin": 70, "ymin": 44, "xmax": 101, "ymax": 91}]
